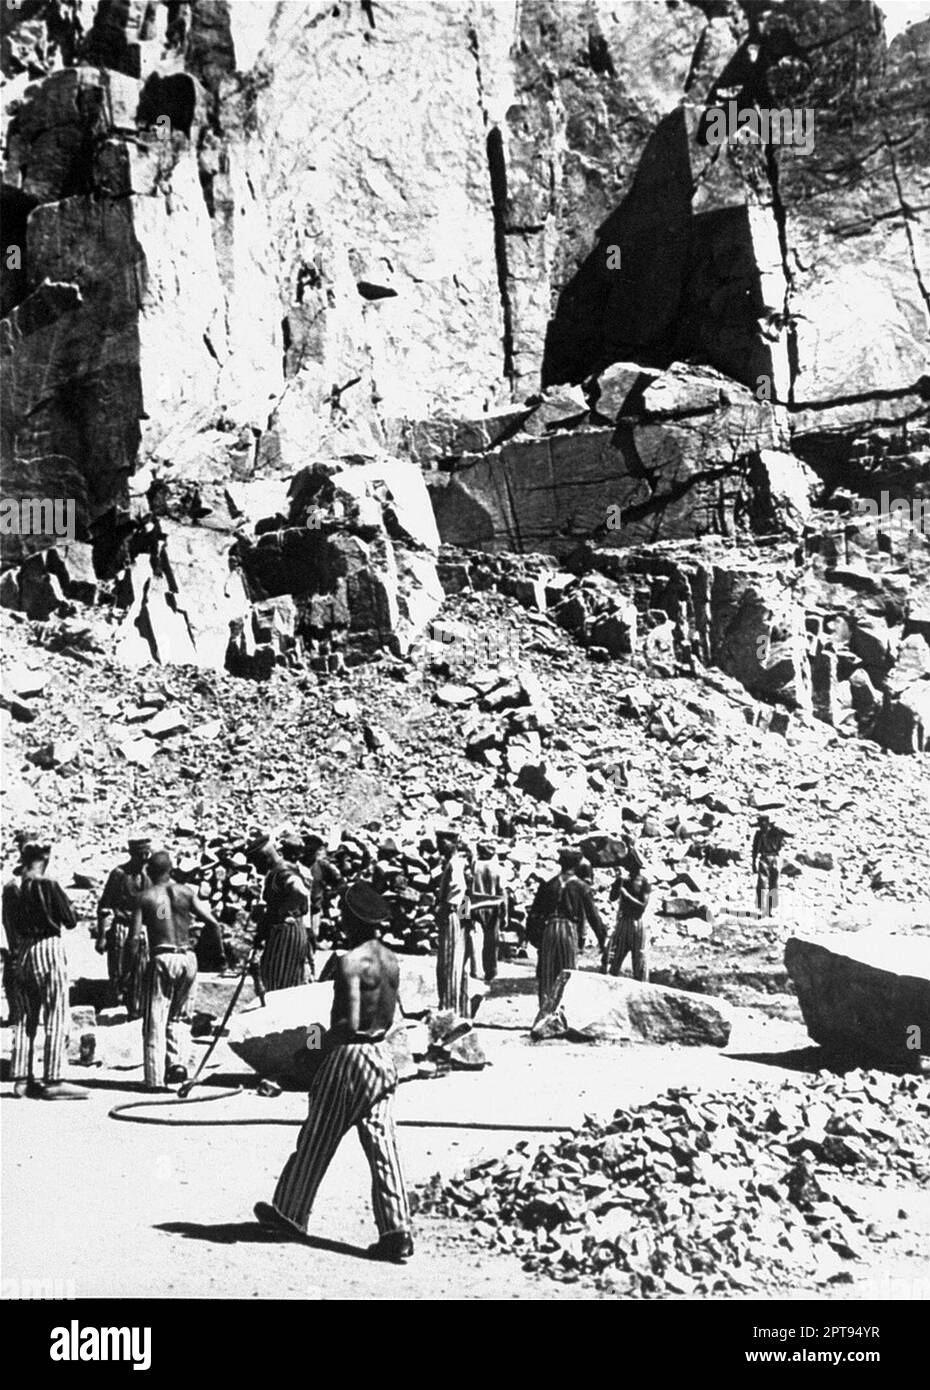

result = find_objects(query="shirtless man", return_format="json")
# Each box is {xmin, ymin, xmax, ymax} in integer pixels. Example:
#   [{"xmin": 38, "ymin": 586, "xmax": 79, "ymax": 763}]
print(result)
[
  {"xmin": 254, "ymin": 880, "xmax": 413, "ymax": 1263},
  {"xmin": 130, "ymin": 851, "xmax": 224, "ymax": 1091}
]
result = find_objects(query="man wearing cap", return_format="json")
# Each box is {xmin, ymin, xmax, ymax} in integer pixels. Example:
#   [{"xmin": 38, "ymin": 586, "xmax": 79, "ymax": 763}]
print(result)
[
  {"xmin": 434, "ymin": 830, "xmax": 471, "ymax": 1015},
  {"xmin": 246, "ymin": 834, "xmax": 311, "ymax": 992},
  {"xmin": 605, "ymin": 844, "xmax": 652, "ymax": 982},
  {"xmin": 530, "ymin": 848, "xmax": 606, "ymax": 1008},
  {"xmin": 96, "ymin": 834, "xmax": 152, "ymax": 1015},
  {"xmin": 751, "ymin": 815, "xmax": 784, "ymax": 916},
  {"xmin": 254, "ymin": 879, "xmax": 413, "ymax": 1263},
  {"xmin": 130, "ymin": 851, "xmax": 225, "ymax": 1090},
  {"xmin": 5, "ymin": 842, "xmax": 86, "ymax": 1099},
  {"xmin": 467, "ymin": 840, "xmax": 507, "ymax": 984}
]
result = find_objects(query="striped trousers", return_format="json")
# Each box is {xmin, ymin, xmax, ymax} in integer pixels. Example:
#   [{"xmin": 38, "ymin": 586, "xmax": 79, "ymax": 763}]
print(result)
[
  {"xmin": 606, "ymin": 914, "xmax": 649, "ymax": 982},
  {"xmin": 141, "ymin": 950, "xmax": 197, "ymax": 1088},
  {"xmin": 536, "ymin": 917, "xmax": 577, "ymax": 1009},
  {"xmin": 105, "ymin": 920, "xmax": 129, "ymax": 1005},
  {"xmin": 273, "ymin": 1041, "xmax": 410, "ymax": 1238},
  {"xmin": 436, "ymin": 909, "xmax": 468, "ymax": 1015},
  {"xmin": 109, "ymin": 924, "xmax": 150, "ymax": 1018},
  {"xmin": 10, "ymin": 937, "xmax": 69, "ymax": 1083},
  {"xmin": 261, "ymin": 918, "xmax": 308, "ymax": 993}
]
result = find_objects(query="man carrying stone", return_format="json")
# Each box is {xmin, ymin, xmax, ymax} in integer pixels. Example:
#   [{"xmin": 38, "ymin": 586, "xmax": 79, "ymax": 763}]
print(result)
[
  {"xmin": 130, "ymin": 851, "xmax": 223, "ymax": 1090},
  {"xmin": 96, "ymin": 832, "xmax": 152, "ymax": 1015},
  {"xmin": 605, "ymin": 843, "xmax": 652, "ymax": 982},
  {"xmin": 254, "ymin": 880, "xmax": 413, "ymax": 1264},
  {"xmin": 530, "ymin": 848, "xmax": 606, "ymax": 1008},
  {"xmin": 751, "ymin": 815, "xmax": 783, "ymax": 917},
  {"xmin": 434, "ymin": 829, "xmax": 471, "ymax": 1015},
  {"xmin": 246, "ymin": 833, "xmax": 311, "ymax": 993},
  {"xmin": 5, "ymin": 841, "xmax": 86, "ymax": 1100}
]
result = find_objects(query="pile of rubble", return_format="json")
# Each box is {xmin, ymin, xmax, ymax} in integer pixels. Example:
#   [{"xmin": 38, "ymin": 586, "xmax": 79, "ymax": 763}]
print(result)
[{"xmin": 416, "ymin": 1070, "xmax": 930, "ymax": 1296}]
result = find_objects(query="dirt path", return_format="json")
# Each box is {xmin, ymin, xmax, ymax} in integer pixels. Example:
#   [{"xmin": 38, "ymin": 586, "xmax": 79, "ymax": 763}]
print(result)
[{"xmin": 4, "ymin": 997, "xmax": 928, "ymax": 1301}]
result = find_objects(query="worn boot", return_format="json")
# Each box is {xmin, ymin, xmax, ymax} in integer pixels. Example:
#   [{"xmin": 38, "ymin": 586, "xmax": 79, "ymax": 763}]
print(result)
[{"xmin": 368, "ymin": 1231, "xmax": 414, "ymax": 1264}]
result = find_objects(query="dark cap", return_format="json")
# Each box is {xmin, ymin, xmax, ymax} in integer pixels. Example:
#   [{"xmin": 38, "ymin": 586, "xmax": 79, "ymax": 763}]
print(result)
[
  {"xmin": 19, "ymin": 840, "xmax": 50, "ymax": 864},
  {"xmin": 279, "ymin": 831, "xmax": 304, "ymax": 854},
  {"xmin": 343, "ymin": 880, "xmax": 392, "ymax": 927}
]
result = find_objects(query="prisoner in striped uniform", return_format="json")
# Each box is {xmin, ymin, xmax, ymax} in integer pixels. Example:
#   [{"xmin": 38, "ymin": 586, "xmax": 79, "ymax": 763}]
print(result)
[
  {"xmin": 246, "ymin": 834, "xmax": 310, "ymax": 993},
  {"xmin": 530, "ymin": 849, "xmax": 607, "ymax": 1010},
  {"xmin": 4, "ymin": 842, "xmax": 86, "ymax": 1099},
  {"xmin": 605, "ymin": 845, "xmax": 651, "ymax": 983},
  {"xmin": 434, "ymin": 830, "xmax": 470, "ymax": 1015},
  {"xmin": 96, "ymin": 835, "xmax": 151, "ymax": 1015},
  {"xmin": 255, "ymin": 881, "xmax": 413, "ymax": 1264},
  {"xmin": 131, "ymin": 851, "xmax": 223, "ymax": 1090}
]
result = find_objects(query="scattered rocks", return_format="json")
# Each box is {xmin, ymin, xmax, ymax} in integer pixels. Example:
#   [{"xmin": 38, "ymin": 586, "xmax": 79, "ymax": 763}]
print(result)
[{"xmin": 416, "ymin": 1070, "xmax": 930, "ymax": 1296}]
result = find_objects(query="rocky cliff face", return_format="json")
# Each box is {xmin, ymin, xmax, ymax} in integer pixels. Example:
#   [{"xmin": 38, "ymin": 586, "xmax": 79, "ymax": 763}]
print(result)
[{"xmin": 0, "ymin": 1, "xmax": 928, "ymax": 738}]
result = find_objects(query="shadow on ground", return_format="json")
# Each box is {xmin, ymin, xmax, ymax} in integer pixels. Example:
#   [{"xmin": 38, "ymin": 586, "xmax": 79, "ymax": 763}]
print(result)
[{"xmin": 155, "ymin": 1220, "xmax": 368, "ymax": 1260}]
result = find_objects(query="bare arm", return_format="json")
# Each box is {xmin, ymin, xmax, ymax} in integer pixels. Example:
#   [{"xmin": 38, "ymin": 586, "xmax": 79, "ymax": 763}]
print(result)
[
  {"xmin": 126, "ymin": 902, "xmax": 144, "ymax": 962},
  {"xmin": 582, "ymin": 884, "xmax": 607, "ymax": 947},
  {"xmin": 188, "ymin": 893, "xmax": 224, "ymax": 931}
]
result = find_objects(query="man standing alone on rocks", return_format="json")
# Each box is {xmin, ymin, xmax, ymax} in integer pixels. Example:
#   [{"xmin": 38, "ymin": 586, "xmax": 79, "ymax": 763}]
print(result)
[
  {"xmin": 752, "ymin": 815, "xmax": 784, "ymax": 917},
  {"xmin": 254, "ymin": 880, "xmax": 413, "ymax": 1264},
  {"xmin": 246, "ymin": 833, "xmax": 311, "ymax": 993},
  {"xmin": 96, "ymin": 832, "xmax": 152, "ymax": 1016},
  {"xmin": 5, "ymin": 841, "xmax": 86, "ymax": 1099},
  {"xmin": 605, "ymin": 843, "xmax": 652, "ymax": 982},
  {"xmin": 130, "ymin": 851, "xmax": 223, "ymax": 1090},
  {"xmin": 434, "ymin": 830, "xmax": 471, "ymax": 1015},
  {"xmin": 530, "ymin": 848, "xmax": 606, "ymax": 1009}
]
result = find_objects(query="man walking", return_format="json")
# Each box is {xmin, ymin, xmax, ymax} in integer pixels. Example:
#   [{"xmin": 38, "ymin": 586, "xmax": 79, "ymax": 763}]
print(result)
[
  {"xmin": 254, "ymin": 880, "xmax": 413, "ymax": 1263},
  {"xmin": 246, "ymin": 833, "xmax": 311, "ymax": 993},
  {"xmin": 5, "ymin": 841, "xmax": 86, "ymax": 1099},
  {"xmin": 467, "ymin": 840, "xmax": 507, "ymax": 984},
  {"xmin": 605, "ymin": 843, "xmax": 652, "ymax": 982},
  {"xmin": 529, "ymin": 848, "xmax": 606, "ymax": 1009},
  {"xmin": 434, "ymin": 830, "xmax": 471, "ymax": 1015},
  {"xmin": 752, "ymin": 815, "xmax": 784, "ymax": 916},
  {"xmin": 96, "ymin": 833, "xmax": 152, "ymax": 1015},
  {"xmin": 130, "ymin": 851, "xmax": 224, "ymax": 1090}
]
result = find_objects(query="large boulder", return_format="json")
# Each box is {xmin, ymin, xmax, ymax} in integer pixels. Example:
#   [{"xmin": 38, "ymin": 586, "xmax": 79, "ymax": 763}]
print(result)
[
  {"xmin": 530, "ymin": 970, "xmax": 732, "ymax": 1046},
  {"xmin": 785, "ymin": 933, "xmax": 930, "ymax": 1068},
  {"xmin": 225, "ymin": 984, "xmax": 419, "ymax": 1089}
]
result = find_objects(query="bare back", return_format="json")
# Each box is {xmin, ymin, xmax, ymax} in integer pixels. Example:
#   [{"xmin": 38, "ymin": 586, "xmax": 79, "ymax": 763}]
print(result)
[
  {"xmin": 137, "ymin": 881, "xmax": 195, "ymax": 952},
  {"xmin": 331, "ymin": 939, "xmax": 399, "ymax": 1042}
]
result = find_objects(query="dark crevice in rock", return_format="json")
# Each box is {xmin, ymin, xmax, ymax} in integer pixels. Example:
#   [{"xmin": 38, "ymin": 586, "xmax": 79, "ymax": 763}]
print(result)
[
  {"xmin": 886, "ymin": 140, "xmax": 930, "ymax": 317},
  {"xmin": 762, "ymin": 142, "xmax": 798, "ymax": 405},
  {"xmin": 137, "ymin": 72, "xmax": 198, "ymax": 139},
  {"xmin": 0, "ymin": 186, "xmax": 35, "ymax": 318},
  {"xmin": 469, "ymin": 22, "xmax": 515, "ymax": 392},
  {"xmin": 486, "ymin": 127, "xmax": 516, "ymax": 390},
  {"xmin": 790, "ymin": 379, "xmax": 930, "ymax": 414}
]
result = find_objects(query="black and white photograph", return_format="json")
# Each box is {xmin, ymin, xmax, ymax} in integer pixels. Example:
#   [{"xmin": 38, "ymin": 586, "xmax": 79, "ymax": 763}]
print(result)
[{"xmin": 0, "ymin": 0, "xmax": 928, "ymax": 1353}]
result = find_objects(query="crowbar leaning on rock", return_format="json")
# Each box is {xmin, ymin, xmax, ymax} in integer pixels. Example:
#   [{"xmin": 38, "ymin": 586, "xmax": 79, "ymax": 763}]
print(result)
[{"xmin": 177, "ymin": 928, "xmax": 265, "ymax": 1099}]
